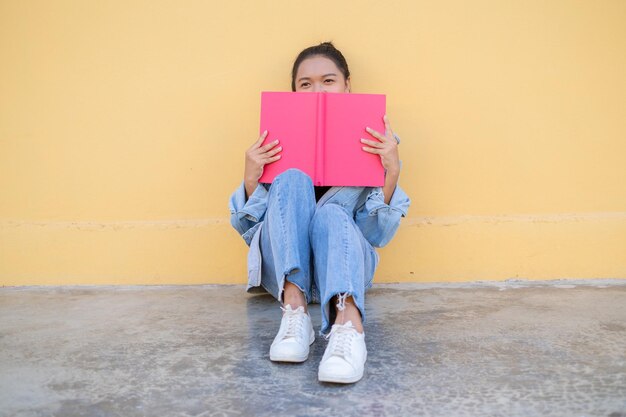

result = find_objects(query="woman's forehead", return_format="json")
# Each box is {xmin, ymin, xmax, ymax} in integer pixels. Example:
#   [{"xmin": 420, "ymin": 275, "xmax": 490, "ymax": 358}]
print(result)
[{"xmin": 296, "ymin": 56, "xmax": 341, "ymax": 79}]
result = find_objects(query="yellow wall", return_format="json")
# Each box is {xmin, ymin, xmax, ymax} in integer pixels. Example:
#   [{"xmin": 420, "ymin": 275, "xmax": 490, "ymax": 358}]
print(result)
[{"xmin": 1, "ymin": 0, "xmax": 625, "ymax": 285}]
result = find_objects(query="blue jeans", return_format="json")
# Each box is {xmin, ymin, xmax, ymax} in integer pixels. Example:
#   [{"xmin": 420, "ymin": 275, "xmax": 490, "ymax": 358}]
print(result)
[{"xmin": 259, "ymin": 169, "xmax": 377, "ymax": 336}]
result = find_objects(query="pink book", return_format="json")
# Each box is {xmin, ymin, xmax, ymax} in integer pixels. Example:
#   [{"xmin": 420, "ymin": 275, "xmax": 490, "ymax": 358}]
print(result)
[{"xmin": 258, "ymin": 91, "xmax": 386, "ymax": 187}]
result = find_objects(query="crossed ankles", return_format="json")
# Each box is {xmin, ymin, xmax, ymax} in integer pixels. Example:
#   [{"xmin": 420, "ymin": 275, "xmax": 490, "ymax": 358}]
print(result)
[{"xmin": 269, "ymin": 302, "xmax": 367, "ymax": 384}]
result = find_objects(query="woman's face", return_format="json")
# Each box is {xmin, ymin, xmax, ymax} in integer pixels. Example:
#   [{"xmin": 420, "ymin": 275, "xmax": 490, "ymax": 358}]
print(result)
[{"xmin": 294, "ymin": 55, "xmax": 350, "ymax": 93}]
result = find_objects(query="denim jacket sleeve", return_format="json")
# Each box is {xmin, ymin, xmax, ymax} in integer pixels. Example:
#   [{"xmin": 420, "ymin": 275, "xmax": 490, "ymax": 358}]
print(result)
[
  {"xmin": 228, "ymin": 181, "xmax": 269, "ymax": 246},
  {"xmin": 355, "ymin": 183, "xmax": 410, "ymax": 248}
]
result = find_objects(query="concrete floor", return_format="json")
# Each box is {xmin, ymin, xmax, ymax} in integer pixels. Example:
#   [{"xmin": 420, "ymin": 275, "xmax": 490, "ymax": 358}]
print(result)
[{"xmin": 0, "ymin": 281, "xmax": 625, "ymax": 417}]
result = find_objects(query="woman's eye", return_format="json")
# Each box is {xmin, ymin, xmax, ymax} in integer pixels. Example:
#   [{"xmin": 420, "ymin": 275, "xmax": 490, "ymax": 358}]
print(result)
[
  {"xmin": 324, "ymin": 79, "xmax": 335, "ymax": 83},
  {"xmin": 300, "ymin": 82, "xmax": 310, "ymax": 88}
]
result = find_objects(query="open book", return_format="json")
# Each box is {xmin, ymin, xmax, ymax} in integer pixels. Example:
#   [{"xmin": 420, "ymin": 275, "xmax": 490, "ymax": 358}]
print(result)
[{"xmin": 258, "ymin": 91, "xmax": 386, "ymax": 187}]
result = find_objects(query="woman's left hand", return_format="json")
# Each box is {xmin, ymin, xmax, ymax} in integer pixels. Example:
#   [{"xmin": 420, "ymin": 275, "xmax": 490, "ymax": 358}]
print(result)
[{"xmin": 361, "ymin": 115, "xmax": 401, "ymax": 174}]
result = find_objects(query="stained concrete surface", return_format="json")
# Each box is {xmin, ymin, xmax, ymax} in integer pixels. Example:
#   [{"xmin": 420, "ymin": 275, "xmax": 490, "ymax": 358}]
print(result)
[{"xmin": 0, "ymin": 281, "xmax": 625, "ymax": 417}]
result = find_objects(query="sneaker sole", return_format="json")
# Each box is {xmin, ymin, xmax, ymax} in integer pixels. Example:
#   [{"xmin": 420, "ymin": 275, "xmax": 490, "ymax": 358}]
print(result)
[
  {"xmin": 269, "ymin": 328, "xmax": 316, "ymax": 363},
  {"xmin": 318, "ymin": 368, "xmax": 364, "ymax": 384}
]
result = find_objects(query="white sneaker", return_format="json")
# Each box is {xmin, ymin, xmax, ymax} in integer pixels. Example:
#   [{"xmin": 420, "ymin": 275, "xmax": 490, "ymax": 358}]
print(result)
[
  {"xmin": 269, "ymin": 304, "xmax": 315, "ymax": 362},
  {"xmin": 318, "ymin": 321, "xmax": 367, "ymax": 383}
]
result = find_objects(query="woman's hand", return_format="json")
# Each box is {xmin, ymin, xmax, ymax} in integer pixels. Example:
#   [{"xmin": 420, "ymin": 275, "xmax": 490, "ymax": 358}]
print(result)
[
  {"xmin": 361, "ymin": 115, "xmax": 400, "ymax": 175},
  {"xmin": 361, "ymin": 115, "xmax": 401, "ymax": 205},
  {"xmin": 244, "ymin": 130, "xmax": 282, "ymax": 198}
]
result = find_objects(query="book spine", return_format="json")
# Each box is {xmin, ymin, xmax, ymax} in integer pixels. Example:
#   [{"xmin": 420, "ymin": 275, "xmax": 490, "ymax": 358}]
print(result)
[{"xmin": 315, "ymin": 93, "xmax": 326, "ymax": 186}]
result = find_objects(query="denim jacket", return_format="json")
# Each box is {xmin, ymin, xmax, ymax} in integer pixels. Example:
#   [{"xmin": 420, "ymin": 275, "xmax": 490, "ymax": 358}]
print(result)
[{"xmin": 228, "ymin": 177, "xmax": 411, "ymax": 294}]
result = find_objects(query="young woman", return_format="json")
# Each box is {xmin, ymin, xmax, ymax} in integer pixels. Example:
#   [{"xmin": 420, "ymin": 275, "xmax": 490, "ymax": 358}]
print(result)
[{"xmin": 229, "ymin": 42, "xmax": 410, "ymax": 384}]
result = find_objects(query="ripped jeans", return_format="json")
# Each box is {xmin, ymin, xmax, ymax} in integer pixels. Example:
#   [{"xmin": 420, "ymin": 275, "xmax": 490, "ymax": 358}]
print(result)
[{"xmin": 259, "ymin": 169, "xmax": 378, "ymax": 336}]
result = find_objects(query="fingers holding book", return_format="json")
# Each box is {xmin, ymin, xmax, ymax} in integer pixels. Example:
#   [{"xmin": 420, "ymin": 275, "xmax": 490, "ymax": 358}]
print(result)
[
  {"xmin": 244, "ymin": 131, "xmax": 283, "ymax": 197},
  {"xmin": 361, "ymin": 115, "xmax": 400, "ymax": 174}
]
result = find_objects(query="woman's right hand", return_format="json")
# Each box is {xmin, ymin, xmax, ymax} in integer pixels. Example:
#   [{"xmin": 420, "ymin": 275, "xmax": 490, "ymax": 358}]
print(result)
[{"xmin": 244, "ymin": 130, "xmax": 282, "ymax": 198}]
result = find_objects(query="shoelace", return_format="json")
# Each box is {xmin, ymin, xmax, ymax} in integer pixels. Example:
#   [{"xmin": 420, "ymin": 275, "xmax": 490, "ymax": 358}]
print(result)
[
  {"xmin": 324, "ymin": 322, "xmax": 356, "ymax": 358},
  {"xmin": 280, "ymin": 306, "xmax": 305, "ymax": 339}
]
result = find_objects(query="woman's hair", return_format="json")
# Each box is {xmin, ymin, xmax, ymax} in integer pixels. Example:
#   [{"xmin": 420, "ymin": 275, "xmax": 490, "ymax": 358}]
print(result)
[{"xmin": 291, "ymin": 42, "xmax": 350, "ymax": 91}]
